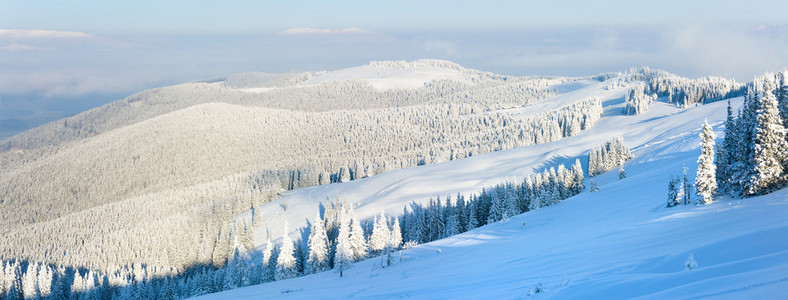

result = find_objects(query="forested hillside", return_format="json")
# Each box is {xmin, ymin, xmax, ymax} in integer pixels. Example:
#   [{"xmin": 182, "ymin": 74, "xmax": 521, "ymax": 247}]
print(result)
[{"xmin": 1, "ymin": 60, "xmax": 772, "ymax": 300}]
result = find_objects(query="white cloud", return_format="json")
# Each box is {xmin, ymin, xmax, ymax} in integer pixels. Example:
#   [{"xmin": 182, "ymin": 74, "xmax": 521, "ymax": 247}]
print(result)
[
  {"xmin": 0, "ymin": 29, "xmax": 94, "ymax": 40},
  {"xmin": 278, "ymin": 27, "xmax": 378, "ymax": 36},
  {"xmin": 0, "ymin": 43, "xmax": 39, "ymax": 51}
]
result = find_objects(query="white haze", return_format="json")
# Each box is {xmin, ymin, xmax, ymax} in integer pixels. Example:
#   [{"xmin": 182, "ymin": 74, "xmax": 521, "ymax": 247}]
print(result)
[{"xmin": 0, "ymin": 22, "xmax": 786, "ymax": 139}]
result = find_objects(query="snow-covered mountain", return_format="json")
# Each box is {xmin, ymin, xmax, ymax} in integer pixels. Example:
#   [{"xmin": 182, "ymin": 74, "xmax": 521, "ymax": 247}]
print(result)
[
  {"xmin": 1, "ymin": 59, "xmax": 785, "ymax": 299},
  {"xmin": 193, "ymin": 81, "xmax": 788, "ymax": 298}
]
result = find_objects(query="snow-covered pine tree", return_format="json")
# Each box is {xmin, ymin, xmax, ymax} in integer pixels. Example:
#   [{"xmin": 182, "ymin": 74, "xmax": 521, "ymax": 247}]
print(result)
[
  {"xmin": 21, "ymin": 262, "xmax": 37, "ymax": 300},
  {"xmin": 528, "ymin": 175, "xmax": 543, "ymax": 211},
  {"xmin": 334, "ymin": 209, "xmax": 352, "ymax": 277},
  {"xmin": 261, "ymin": 235, "xmax": 276, "ymax": 282},
  {"xmin": 348, "ymin": 208, "xmax": 368, "ymax": 262},
  {"xmin": 732, "ymin": 84, "xmax": 761, "ymax": 196},
  {"xmin": 696, "ymin": 119, "xmax": 717, "ymax": 204},
  {"xmin": 306, "ymin": 212, "xmax": 330, "ymax": 275},
  {"xmin": 275, "ymin": 223, "xmax": 299, "ymax": 280},
  {"xmin": 667, "ymin": 175, "xmax": 681, "ymax": 207},
  {"xmin": 571, "ymin": 159, "xmax": 585, "ymax": 194},
  {"xmin": 748, "ymin": 79, "xmax": 788, "ymax": 195},
  {"xmin": 619, "ymin": 166, "xmax": 627, "ymax": 180},
  {"xmin": 389, "ymin": 217, "xmax": 403, "ymax": 250},
  {"xmin": 444, "ymin": 210, "xmax": 460, "ymax": 237},
  {"xmin": 426, "ymin": 198, "xmax": 444, "ymax": 241},
  {"xmin": 487, "ymin": 191, "xmax": 504, "ymax": 224},
  {"xmin": 778, "ymin": 70, "xmax": 788, "ymax": 128},
  {"xmin": 369, "ymin": 211, "xmax": 391, "ymax": 255},
  {"xmin": 467, "ymin": 200, "xmax": 478, "ymax": 230},
  {"xmin": 503, "ymin": 184, "xmax": 519, "ymax": 218},
  {"xmin": 716, "ymin": 101, "xmax": 735, "ymax": 191},
  {"xmin": 70, "ymin": 271, "xmax": 85, "ymax": 296},
  {"xmin": 7, "ymin": 263, "xmax": 22, "ymax": 300},
  {"xmin": 225, "ymin": 248, "xmax": 250, "ymax": 289}
]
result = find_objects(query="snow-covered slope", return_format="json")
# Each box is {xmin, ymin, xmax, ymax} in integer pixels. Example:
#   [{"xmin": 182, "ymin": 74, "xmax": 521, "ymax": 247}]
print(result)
[
  {"xmin": 260, "ymin": 59, "xmax": 490, "ymax": 91},
  {"xmin": 244, "ymin": 80, "xmax": 700, "ymax": 248},
  {"xmin": 198, "ymin": 89, "xmax": 788, "ymax": 298}
]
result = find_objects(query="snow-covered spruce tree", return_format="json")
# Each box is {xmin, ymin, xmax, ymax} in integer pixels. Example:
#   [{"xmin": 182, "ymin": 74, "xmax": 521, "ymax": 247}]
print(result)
[
  {"xmin": 389, "ymin": 217, "xmax": 403, "ymax": 250},
  {"xmin": 306, "ymin": 213, "xmax": 330, "ymax": 275},
  {"xmin": 348, "ymin": 208, "xmax": 368, "ymax": 262},
  {"xmin": 369, "ymin": 211, "xmax": 391, "ymax": 255},
  {"xmin": 21, "ymin": 262, "xmax": 37, "ymax": 300},
  {"xmin": 777, "ymin": 70, "xmax": 788, "ymax": 128},
  {"xmin": 334, "ymin": 210, "xmax": 352, "ymax": 277},
  {"xmin": 571, "ymin": 159, "xmax": 585, "ymax": 194},
  {"xmin": 444, "ymin": 209, "xmax": 460, "ymax": 237},
  {"xmin": 716, "ymin": 101, "xmax": 735, "ymax": 191},
  {"xmin": 7, "ymin": 263, "xmax": 22, "ymax": 300},
  {"xmin": 275, "ymin": 223, "xmax": 299, "ymax": 280},
  {"xmin": 466, "ymin": 200, "xmax": 478, "ymax": 230},
  {"xmin": 728, "ymin": 80, "xmax": 767, "ymax": 196},
  {"xmin": 225, "ymin": 247, "xmax": 250, "ymax": 289},
  {"xmin": 667, "ymin": 175, "xmax": 681, "ymax": 207},
  {"xmin": 619, "ymin": 166, "xmax": 627, "ymax": 180},
  {"xmin": 696, "ymin": 120, "xmax": 717, "ymax": 204},
  {"xmin": 261, "ymin": 235, "xmax": 276, "ymax": 282},
  {"xmin": 748, "ymin": 79, "xmax": 788, "ymax": 195},
  {"xmin": 487, "ymin": 191, "xmax": 504, "ymax": 224}
]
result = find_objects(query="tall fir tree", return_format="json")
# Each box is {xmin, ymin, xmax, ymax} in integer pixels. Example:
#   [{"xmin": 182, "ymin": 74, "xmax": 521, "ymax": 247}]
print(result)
[
  {"xmin": 466, "ymin": 200, "xmax": 478, "ymax": 230},
  {"xmin": 21, "ymin": 262, "xmax": 37, "ymax": 300},
  {"xmin": 667, "ymin": 175, "xmax": 681, "ymax": 207},
  {"xmin": 696, "ymin": 119, "xmax": 717, "ymax": 204},
  {"xmin": 571, "ymin": 159, "xmax": 585, "ymax": 194},
  {"xmin": 716, "ymin": 100, "xmax": 735, "ymax": 191},
  {"xmin": 261, "ymin": 235, "xmax": 276, "ymax": 282},
  {"xmin": 334, "ymin": 209, "xmax": 352, "ymax": 277},
  {"xmin": 748, "ymin": 79, "xmax": 788, "ymax": 195},
  {"xmin": 306, "ymin": 213, "xmax": 330, "ymax": 275},
  {"xmin": 348, "ymin": 207, "xmax": 368, "ymax": 262},
  {"xmin": 369, "ymin": 212, "xmax": 391, "ymax": 254},
  {"xmin": 275, "ymin": 223, "xmax": 299, "ymax": 280},
  {"xmin": 777, "ymin": 70, "xmax": 788, "ymax": 128},
  {"xmin": 389, "ymin": 217, "xmax": 403, "ymax": 250}
]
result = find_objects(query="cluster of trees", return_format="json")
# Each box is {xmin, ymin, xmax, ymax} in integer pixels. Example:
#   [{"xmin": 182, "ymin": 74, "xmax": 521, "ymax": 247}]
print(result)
[
  {"xmin": 623, "ymin": 83, "xmax": 657, "ymax": 115},
  {"xmin": 400, "ymin": 159, "xmax": 585, "ymax": 244},
  {"xmin": 0, "ymin": 201, "xmax": 406, "ymax": 299},
  {"xmin": 668, "ymin": 71, "xmax": 788, "ymax": 207},
  {"xmin": 0, "ymin": 158, "xmax": 594, "ymax": 299},
  {"xmin": 0, "ymin": 171, "xmax": 269, "ymax": 273},
  {"xmin": 0, "ymin": 60, "xmax": 606, "ymax": 298},
  {"xmin": 667, "ymin": 166, "xmax": 694, "ymax": 207},
  {"xmin": 716, "ymin": 72, "xmax": 788, "ymax": 197},
  {"xmin": 597, "ymin": 67, "xmax": 744, "ymax": 108},
  {"xmin": 642, "ymin": 68, "xmax": 745, "ymax": 107},
  {"xmin": 0, "ymin": 95, "xmax": 602, "ymax": 272},
  {"xmin": 588, "ymin": 137, "xmax": 633, "ymax": 176}
]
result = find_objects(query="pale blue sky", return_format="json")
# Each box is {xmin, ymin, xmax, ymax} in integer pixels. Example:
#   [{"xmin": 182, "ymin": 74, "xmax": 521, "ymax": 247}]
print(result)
[
  {"xmin": 2, "ymin": 0, "xmax": 785, "ymax": 34},
  {"xmin": 1, "ymin": 0, "xmax": 787, "ymax": 139}
]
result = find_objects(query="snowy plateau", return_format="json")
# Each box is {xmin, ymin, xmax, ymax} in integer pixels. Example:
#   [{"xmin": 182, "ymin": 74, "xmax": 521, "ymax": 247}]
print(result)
[{"xmin": 1, "ymin": 59, "xmax": 787, "ymax": 299}]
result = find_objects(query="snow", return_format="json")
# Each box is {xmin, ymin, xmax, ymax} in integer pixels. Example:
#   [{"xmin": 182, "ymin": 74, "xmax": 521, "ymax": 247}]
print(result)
[
  {"xmin": 300, "ymin": 63, "xmax": 468, "ymax": 91},
  {"xmin": 199, "ymin": 80, "xmax": 788, "ymax": 298}
]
